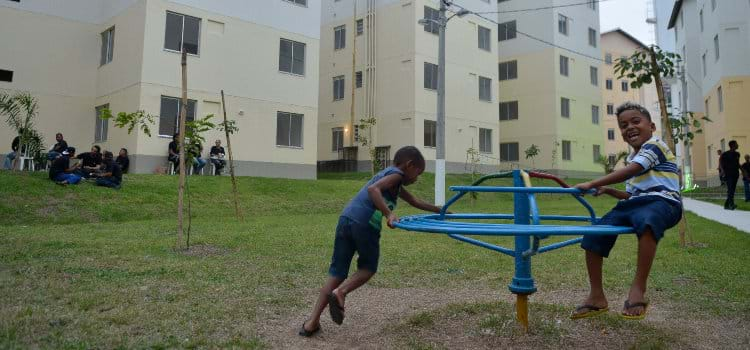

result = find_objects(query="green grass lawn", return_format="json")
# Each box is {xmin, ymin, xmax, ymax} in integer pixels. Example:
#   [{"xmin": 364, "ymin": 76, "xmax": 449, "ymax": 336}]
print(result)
[
  {"xmin": 1, "ymin": 170, "xmax": 748, "ymax": 349},
  {"xmin": 683, "ymin": 182, "xmax": 750, "ymax": 211}
]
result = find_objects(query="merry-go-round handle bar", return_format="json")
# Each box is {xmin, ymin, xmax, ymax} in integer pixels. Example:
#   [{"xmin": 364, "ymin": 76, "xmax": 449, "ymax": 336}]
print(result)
[{"xmin": 449, "ymin": 186, "xmax": 596, "ymax": 194}]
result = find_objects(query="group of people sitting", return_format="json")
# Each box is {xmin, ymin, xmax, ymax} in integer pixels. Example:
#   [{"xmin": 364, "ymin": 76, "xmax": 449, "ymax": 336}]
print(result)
[
  {"xmin": 48, "ymin": 144, "xmax": 130, "ymax": 189},
  {"xmin": 167, "ymin": 133, "xmax": 226, "ymax": 175}
]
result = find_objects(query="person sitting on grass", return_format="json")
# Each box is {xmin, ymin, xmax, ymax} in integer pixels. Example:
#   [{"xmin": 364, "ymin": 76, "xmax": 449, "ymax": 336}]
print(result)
[
  {"xmin": 571, "ymin": 102, "xmax": 682, "ymax": 321},
  {"xmin": 299, "ymin": 146, "xmax": 443, "ymax": 337},
  {"xmin": 116, "ymin": 148, "xmax": 130, "ymax": 174},
  {"xmin": 94, "ymin": 151, "xmax": 123, "ymax": 189},
  {"xmin": 49, "ymin": 147, "xmax": 81, "ymax": 185},
  {"xmin": 74, "ymin": 145, "xmax": 103, "ymax": 178}
]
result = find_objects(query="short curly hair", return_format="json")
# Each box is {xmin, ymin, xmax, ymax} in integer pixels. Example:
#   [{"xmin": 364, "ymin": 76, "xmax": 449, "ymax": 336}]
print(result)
[
  {"xmin": 393, "ymin": 146, "xmax": 425, "ymax": 168},
  {"xmin": 615, "ymin": 102, "xmax": 651, "ymax": 121}
]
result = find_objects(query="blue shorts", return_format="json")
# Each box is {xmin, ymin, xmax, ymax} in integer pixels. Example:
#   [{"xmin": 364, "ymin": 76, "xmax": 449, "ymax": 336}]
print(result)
[
  {"xmin": 328, "ymin": 216, "xmax": 381, "ymax": 279},
  {"xmin": 582, "ymin": 195, "xmax": 682, "ymax": 258}
]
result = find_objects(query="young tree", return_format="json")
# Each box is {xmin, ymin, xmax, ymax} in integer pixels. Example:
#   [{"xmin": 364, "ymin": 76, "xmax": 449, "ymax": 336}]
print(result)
[
  {"xmin": 524, "ymin": 144, "xmax": 540, "ymax": 169},
  {"xmin": 356, "ymin": 117, "xmax": 380, "ymax": 174},
  {"xmin": 0, "ymin": 92, "xmax": 44, "ymax": 171},
  {"xmin": 595, "ymin": 151, "xmax": 628, "ymax": 174}
]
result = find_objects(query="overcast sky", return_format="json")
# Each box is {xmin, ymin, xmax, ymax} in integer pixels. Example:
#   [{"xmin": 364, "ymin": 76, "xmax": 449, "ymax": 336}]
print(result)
[{"xmin": 600, "ymin": 0, "xmax": 654, "ymax": 45}]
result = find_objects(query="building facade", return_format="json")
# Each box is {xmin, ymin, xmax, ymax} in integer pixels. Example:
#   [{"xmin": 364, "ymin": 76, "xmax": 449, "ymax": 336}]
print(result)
[
  {"xmin": 669, "ymin": 0, "xmax": 750, "ymax": 186},
  {"xmin": 496, "ymin": 0, "xmax": 604, "ymax": 176},
  {"xmin": 317, "ymin": 0, "xmax": 500, "ymax": 173},
  {"xmin": 0, "ymin": 0, "xmax": 321, "ymax": 179}
]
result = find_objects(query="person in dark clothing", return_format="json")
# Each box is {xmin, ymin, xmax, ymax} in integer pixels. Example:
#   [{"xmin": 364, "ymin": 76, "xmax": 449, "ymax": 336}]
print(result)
[
  {"xmin": 717, "ymin": 149, "xmax": 725, "ymax": 186},
  {"xmin": 49, "ymin": 147, "xmax": 81, "ymax": 185},
  {"xmin": 75, "ymin": 145, "xmax": 103, "ymax": 178},
  {"xmin": 94, "ymin": 151, "xmax": 123, "ymax": 189},
  {"xmin": 741, "ymin": 154, "xmax": 750, "ymax": 202},
  {"xmin": 209, "ymin": 139, "xmax": 226, "ymax": 175},
  {"xmin": 719, "ymin": 140, "xmax": 741, "ymax": 210},
  {"xmin": 190, "ymin": 141, "xmax": 207, "ymax": 175},
  {"xmin": 116, "ymin": 148, "xmax": 130, "ymax": 174},
  {"xmin": 168, "ymin": 133, "xmax": 180, "ymax": 173},
  {"xmin": 3, "ymin": 136, "xmax": 19, "ymax": 170},
  {"xmin": 47, "ymin": 133, "xmax": 68, "ymax": 160}
]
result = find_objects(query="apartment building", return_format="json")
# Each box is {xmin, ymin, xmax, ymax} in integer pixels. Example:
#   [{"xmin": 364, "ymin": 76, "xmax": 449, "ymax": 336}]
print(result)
[
  {"xmin": 317, "ymin": 0, "xmax": 499, "ymax": 173},
  {"xmin": 0, "ymin": 0, "xmax": 320, "ymax": 179},
  {"xmin": 497, "ymin": 0, "xmax": 604, "ymax": 176},
  {"xmin": 600, "ymin": 29, "xmax": 661, "ymax": 170},
  {"xmin": 668, "ymin": 0, "xmax": 750, "ymax": 186}
]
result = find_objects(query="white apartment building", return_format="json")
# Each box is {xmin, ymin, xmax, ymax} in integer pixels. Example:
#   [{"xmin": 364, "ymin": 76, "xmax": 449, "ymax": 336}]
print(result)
[
  {"xmin": 668, "ymin": 0, "xmax": 750, "ymax": 186},
  {"xmin": 497, "ymin": 0, "xmax": 604, "ymax": 176},
  {"xmin": 0, "ymin": 0, "xmax": 320, "ymax": 179},
  {"xmin": 317, "ymin": 0, "xmax": 499, "ymax": 173}
]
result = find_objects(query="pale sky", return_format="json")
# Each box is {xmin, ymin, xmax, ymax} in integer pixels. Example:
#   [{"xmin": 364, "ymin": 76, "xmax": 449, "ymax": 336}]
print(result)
[{"xmin": 600, "ymin": 0, "xmax": 654, "ymax": 45}]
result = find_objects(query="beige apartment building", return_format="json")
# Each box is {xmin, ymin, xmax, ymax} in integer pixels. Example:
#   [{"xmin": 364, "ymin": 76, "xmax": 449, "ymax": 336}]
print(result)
[
  {"xmin": 0, "ymin": 0, "xmax": 320, "ymax": 179},
  {"xmin": 600, "ymin": 29, "xmax": 661, "ymax": 170},
  {"xmin": 317, "ymin": 0, "xmax": 500, "ymax": 173}
]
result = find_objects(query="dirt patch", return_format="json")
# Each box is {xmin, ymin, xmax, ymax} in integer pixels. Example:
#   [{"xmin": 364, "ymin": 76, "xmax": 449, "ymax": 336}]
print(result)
[
  {"xmin": 255, "ymin": 287, "xmax": 749, "ymax": 349},
  {"xmin": 177, "ymin": 244, "xmax": 230, "ymax": 257}
]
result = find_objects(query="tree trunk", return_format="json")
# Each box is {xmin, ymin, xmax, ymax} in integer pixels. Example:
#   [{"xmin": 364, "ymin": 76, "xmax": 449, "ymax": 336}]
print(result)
[
  {"xmin": 221, "ymin": 90, "xmax": 243, "ymax": 221},
  {"xmin": 176, "ymin": 50, "xmax": 188, "ymax": 250}
]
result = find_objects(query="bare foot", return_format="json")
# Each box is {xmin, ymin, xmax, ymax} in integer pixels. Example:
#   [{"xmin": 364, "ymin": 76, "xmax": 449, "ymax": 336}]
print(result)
[{"xmin": 623, "ymin": 288, "xmax": 647, "ymax": 316}]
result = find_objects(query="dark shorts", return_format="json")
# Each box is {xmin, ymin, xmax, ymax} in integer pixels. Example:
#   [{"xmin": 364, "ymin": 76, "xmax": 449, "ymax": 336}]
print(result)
[
  {"xmin": 328, "ymin": 216, "xmax": 381, "ymax": 279},
  {"xmin": 582, "ymin": 195, "xmax": 682, "ymax": 258}
]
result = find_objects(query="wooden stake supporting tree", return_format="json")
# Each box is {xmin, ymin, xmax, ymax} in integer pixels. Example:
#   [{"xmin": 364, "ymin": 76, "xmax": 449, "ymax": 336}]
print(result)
[
  {"xmin": 176, "ymin": 50, "xmax": 189, "ymax": 251},
  {"xmin": 220, "ymin": 90, "xmax": 243, "ymax": 221},
  {"xmin": 615, "ymin": 45, "xmax": 710, "ymax": 247}
]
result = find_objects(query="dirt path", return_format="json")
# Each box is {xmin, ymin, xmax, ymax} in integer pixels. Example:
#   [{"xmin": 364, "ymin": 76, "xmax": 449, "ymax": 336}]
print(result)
[{"xmin": 256, "ymin": 286, "xmax": 749, "ymax": 349}]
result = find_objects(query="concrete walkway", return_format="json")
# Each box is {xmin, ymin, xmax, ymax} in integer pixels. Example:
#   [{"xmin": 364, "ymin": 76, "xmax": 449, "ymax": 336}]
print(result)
[{"xmin": 682, "ymin": 198, "xmax": 750, "ymax": 233}]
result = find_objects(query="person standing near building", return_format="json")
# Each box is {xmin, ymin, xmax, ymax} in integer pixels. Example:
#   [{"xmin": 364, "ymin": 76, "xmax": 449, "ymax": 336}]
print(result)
[
  {"xmin": 719, "ymin": 140, "xmax": 741, "ymax": 210},
  {"xmin": 741, "ymin": 154, "xmax": 750, "ymax": 203}
]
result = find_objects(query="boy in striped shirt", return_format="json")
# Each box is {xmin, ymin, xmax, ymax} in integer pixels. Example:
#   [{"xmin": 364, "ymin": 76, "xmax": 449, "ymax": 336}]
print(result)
[{"xmin": 571, "ymin": 102, "xmax": 682, "ymax": 320}]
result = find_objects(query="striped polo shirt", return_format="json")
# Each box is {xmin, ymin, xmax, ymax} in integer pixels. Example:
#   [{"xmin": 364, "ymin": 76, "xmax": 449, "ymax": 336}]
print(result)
[{"xmin": 625, "ymin": 136, "xmax": 681, "ymax": 203}]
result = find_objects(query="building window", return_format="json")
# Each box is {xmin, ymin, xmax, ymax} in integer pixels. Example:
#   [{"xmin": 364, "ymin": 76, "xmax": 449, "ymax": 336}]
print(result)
[
  {"xmin": 498, "ymin": 20, "xmax": 516, "ymax": 41},
  {"xmin": 284, "ymin": 0, "xmax": 307, "ymax": 5},
  {"xmin": 607, "ymin": 128, "xmax": 615, "ymax": 140},
  {"xmin": 334, "ymin": 25, "xmax": 346, "ymax": 50},
  {"xmin": 591, "ymin": 105, "xmax": 600, "ymax": 124},
  {"xmin": 711, "ymin": 0, "xmax": 716, "ymax": 11},
  {"xmin": 593, "ymin": 144, "xmax": 601, "ymax": 163},
  {"xmin": 332, "ymin": 127, "xmax": 343, "ymax": 151},
  {"xmin": 606, "ymin": 78, "xmax": 613, "ymax": 90},
  {"xmin": 95, "ymin": 104, "xmax": 109, "ymax": 142},
  {"xmin": 423, "ymin": 6, "xmax": 440, "ymax": 34},
  {"xmin": 561, "ymin": 97, "xmax": 570, "ymax": 118},
  {"xmin": 479, "ymin": 128, "xmax": 492, "ymax": 153},
  {"xmin": 590, "ymin": 66, "xmax": 598, "ymax": 86},
  {"xmin": 707, "ymin": 146, "xmax": 713, "ymax": 168},
  {"xmin": 588, "ymin": 28, "xmax": 597, "ymax": 47},
  {"xmin": 353, "ymin": 125, "xmax": 360, "ymax": 142},
  {"xmin": 356, "ymin": 19, "xmax": 364, "ymax": 36},
  {"xmin": 159, "ymin": 96, "xmax": 196, "ymax": 137},
  {"xmin": 424, "ymin": 62, "xmax": 438, "ymax": 90},
  {"xmin": 499, "ymin": 101, "xmax": 519, "ymax": 121},
  {"xmin": 478, "ymin": 25, "xmax": 491, "ymax": 51},
  {"xmin": 587, "ymin": 0, "xmax": 597, "ymax": 10},
  {"xmin": 714, "ymin": 34, "xmax": 720, "ymax": 61},
  {"xmin": 333, "ymin": 75, "xmax": 345, "ymax": 101},
  {"xmin": 500, "ymin": 142, "xmax": 519, "ymax": 162},
  {"xmin": 621, "ymin": 81, "xmax": 629, "ymax": 91},
  {"xmin": 498, "ymin": 60, "xmax": 517, "ymax": 80},
  {"xmin": 605, "ymin": 53, "xmax": 612, "ymax": 65},
  {"xmin": 355, "ymin": 71, "xmax": 363, "ymax": 88},
  {"xmin": 100, "ymin": 27, "xmax": 115, "ymax": 66},
  {"xmin": 0, "ymin": 69, "xmax": 12, "ymax": 82},
  {"xmin": 279, "ymin": 39, "xmax": 306, "ymax": 75},
  {"xmin": 164, "ymin": 11, "xmax": 201, "ymax": 55},
  {"xmin": 718, "ymin": 86, "xmax": 723, "ymax": 112},
  {"xmin": 607, "ymin": 103, "xmax": 614, "ymax": 115},
  {"xmin": 276, "ymin": 111, "xmax": 303, "ymax": 148},
  {"xmin": 705, "ymin": 98, "xmax": 710, "ymax": 116},
  {"xmin": 699, "ymin": 9, "xmax": 704, "ymax": 32},
  {"xmin": 479, "ymin": 76, "xmax": 492, "ymax": 101},
  {"xmin": 558, "ymin": 14, "xmax": 568, "ymax": 35},
  {"xmin": 424, "ymin": 120, "xmax": 436, "ymax": 147},
  {"xmin": 560, "ymin": 55, "xmax": 569, "ymax": 76},
  {"xmin": 562, "ymin": 140, "xmax": 571, "ymax": 160},
  {"xmin": 702, "ymin": 53, "xmax": 707, "ymax": 76}
]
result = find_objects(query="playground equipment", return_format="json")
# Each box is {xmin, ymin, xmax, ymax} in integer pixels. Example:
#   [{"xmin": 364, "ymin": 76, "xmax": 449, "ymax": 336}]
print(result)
[{"xmin": 394, "ymin": 170, "xmax": 634, "ymax": 331}]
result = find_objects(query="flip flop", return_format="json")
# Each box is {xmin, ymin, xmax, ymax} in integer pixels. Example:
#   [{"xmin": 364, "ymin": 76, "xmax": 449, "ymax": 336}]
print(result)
[
  {"xmin": 570, "ymin": 304, "xmax": 609, "ymax": 320},
  {"xmin": 327, "ymin": 292, "xmax": 345, "ymax": 325},
  {"xmin": 621, "ymin": 300, "xmax": 649, "ymax": 320},
  {"xmin": 298, "ymin": 321, "xmax": 320, "ymax": 337}
]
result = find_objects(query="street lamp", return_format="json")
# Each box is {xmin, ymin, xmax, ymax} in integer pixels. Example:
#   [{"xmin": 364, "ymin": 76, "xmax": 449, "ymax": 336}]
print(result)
[{"xmin": 418, "ymin": 2, "xmax": 469, "ymax": 206}]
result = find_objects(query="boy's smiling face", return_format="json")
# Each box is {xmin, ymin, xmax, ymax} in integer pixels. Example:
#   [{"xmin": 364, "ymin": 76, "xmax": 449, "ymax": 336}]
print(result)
[{"xmin": 617, "ymin": 109, "xmax": 655, "ymax": 150}]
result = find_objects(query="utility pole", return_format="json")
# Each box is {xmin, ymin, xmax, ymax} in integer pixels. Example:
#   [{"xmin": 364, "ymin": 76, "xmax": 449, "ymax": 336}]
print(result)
[
  {"xmin": 435, "ymin": 0, "xmax": 447, "ymax": 206},
  {"xmin": 678, "ymin": 61, "xmax": 691, "ymax": 188}
]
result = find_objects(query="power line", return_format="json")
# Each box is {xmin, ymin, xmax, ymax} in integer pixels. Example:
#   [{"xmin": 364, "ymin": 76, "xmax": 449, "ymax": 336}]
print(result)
[{"xmin": 474, "ymin": 0, "xmax": 612, "ymax": 15}]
